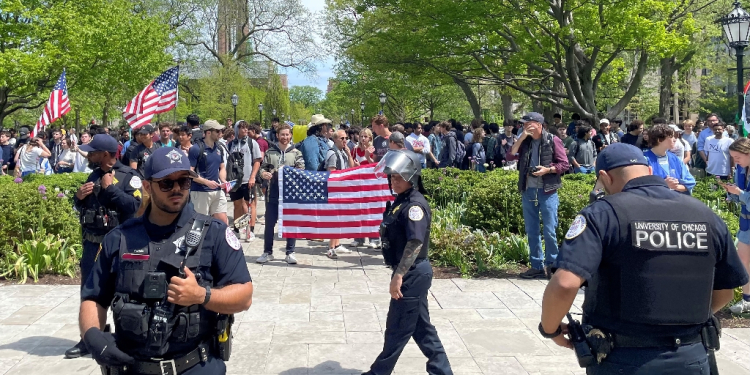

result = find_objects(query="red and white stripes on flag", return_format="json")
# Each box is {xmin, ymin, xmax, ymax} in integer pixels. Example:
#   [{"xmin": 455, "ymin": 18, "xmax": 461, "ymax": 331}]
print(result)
[
  {"xmin": 123, "ymin": 66, "xmax": 179, "ymax": 129},
  {"xmin": 278, "ymin": 164, "xmax": 393, "ymax": 239},
  {"xmin": 32, "ymin": 70, "xmax": 71, "ymax": 138}
]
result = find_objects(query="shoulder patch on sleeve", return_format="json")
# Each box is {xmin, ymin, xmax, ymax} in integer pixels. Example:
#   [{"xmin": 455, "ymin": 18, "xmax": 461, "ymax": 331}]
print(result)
[
  {"xmin": 408, "ymin": 206, "xmax": 424, "ymax": 221},
  {"xmin": 225, "ymin": 227, "xmax": 241, "ymax": 250},
  {"xmin": 129, "ymin": 176, "xmax": 142, "ymax": 189},
  {"xmin": 565, "ymin": 215, "xmax": 587, "ymax": 240}
]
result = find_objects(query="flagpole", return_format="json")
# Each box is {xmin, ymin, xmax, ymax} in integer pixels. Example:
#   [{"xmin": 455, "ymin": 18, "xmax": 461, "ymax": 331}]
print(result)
[{"xmin": 174, "ymin": 64, "xmax": 179, "ymax": 126}]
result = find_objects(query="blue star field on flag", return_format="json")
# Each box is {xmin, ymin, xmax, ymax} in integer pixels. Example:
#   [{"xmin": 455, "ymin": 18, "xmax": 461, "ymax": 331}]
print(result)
[{"xmin": 282, "ymin": 167, "xmax": 329, "ymax": 204}]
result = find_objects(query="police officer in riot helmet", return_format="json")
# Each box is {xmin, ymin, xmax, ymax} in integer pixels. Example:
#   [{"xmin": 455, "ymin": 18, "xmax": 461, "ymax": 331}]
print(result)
[
  {"xmin": 66, "ymin": 134, "xmax": 143, "ymax": 359},
  {"xmin": 78, "ymin": 147, "xmax": 253, "ymax": 374},
  {"xmin": 539, "ymin": 143, "xmax": 748, "ymax": 374},
  {"xmin": 363, "ymin": 149, "xmax": 453, "ymax": 375}
]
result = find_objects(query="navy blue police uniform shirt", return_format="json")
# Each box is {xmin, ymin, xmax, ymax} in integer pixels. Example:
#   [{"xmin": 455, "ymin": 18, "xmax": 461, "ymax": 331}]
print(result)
[
  {"xmin": 73, "ymin": 161, "xmax": 142, "ymax": 226},
  {"xmin": 555, "ymin": 175, "xmax": 748, "ymax": 300},
  {"xmin": 188, "ymin": 143, "xmax": 223, "ymax": 192},
  {"xmin": 81, "ymin": 204, "xmax": 252, "ymax": 309},
  {"xmin": 388, "ymin": 188, "xmax": 430, "ymax": 259}
]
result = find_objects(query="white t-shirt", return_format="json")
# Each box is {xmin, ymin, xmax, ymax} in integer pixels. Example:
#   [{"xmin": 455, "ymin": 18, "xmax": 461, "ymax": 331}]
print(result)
[
  {"xmin": 705, "ymin": 136, "xmax": 734, "ymax": 176},
  {"xmin": 668, "ymin": 138, "xmax": 686, "ymax": 162},
  {"xmin": 406, "ymin": 133, "xmax": 431, "ymax": 165},
  {"xmin": 73, "ymin": 150, "xmax": 92, "ymax": 173},
  {"xmin": 17, "ymin": 145, "xmax": 43, "ymax": 172}
]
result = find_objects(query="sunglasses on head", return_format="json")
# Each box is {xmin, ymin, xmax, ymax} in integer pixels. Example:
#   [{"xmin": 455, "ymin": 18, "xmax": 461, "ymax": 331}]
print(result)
[{"xmin": 152, "ymin": 177, "xmax": 192, "ymax": 192}]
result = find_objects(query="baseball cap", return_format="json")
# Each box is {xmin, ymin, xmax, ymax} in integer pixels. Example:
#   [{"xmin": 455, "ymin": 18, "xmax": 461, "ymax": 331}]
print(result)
[
  {"xmin": 78, "ymin": 134, "xmax": 119, "ymax": 153},
  {"xmin": 203, "ymin": 120, "xmax": 225, "ymax": 131},
  {"xmin": 668, "ymin": 124, "xmax": 683, "ymax": 133},
  {"xmin": 519, "ymin": 112, "xmax": 544, "ymax": 124},
  {"xmin": 600, "ymin": 119, "xmax": 610, "ymax": 125},
  {"xmin": 595, "ymin": 143, "xmax": 649, "ymax": 174},
  {"xmin": 389, "ymin": 131, "xmax": 406, "ymax": 145},
  {"xmin": 137, "ymin": 124, "xmax": 155, "ymax": 134},
  {"xmin": 142, "ymin": 147, "xmax": 199, "ymax": 180}
]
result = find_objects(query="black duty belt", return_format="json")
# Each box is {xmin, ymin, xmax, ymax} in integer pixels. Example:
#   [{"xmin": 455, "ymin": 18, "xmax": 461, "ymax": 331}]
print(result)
[
  {"xmin": 131, "ymin": 344, "xmax": 209, "ymax": 375},
  {"xmin": 83, "ymin": 231, "xmax": 106, "ymax": 244},
  {"xmin": 611, "ymin": 332, "xmax": 702, "ymax": 348}
]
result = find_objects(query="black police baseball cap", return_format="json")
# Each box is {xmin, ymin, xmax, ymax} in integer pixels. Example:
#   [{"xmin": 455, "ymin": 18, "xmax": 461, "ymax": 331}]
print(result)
[
  {"xmin": 79, "ymin": 134, "xmax": 119, "ymax": 153},
  {"xmin": 519, "ymin": 112, "xmax": 545, "ymax": 124},
  {"xmin": 142, "ymin": 147, "xmax": 198, "ymax": 180},
  {"xmin": 595, "ymin": 143, "xmax": 649, "ymax": 174},
  {"xmin": 137, "ymin": 124, "xmax": 155, "ymax": 134}
]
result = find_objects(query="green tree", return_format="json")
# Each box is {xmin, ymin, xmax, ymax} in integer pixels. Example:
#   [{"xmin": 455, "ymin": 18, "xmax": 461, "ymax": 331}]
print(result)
[
  {"xmin": 265, "ymin": 71, "xmax": 290, "ymax": 125},
  {"xmin": 1, "ymin": 0, "xmax": 174, "ymax": 127},
  {"xmin": 289, "ymin": 86, "xmax": 323, "ymax": 108}
]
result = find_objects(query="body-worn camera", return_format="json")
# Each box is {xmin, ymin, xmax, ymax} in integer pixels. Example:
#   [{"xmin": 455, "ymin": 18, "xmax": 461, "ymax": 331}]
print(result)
[{"xmin": 143, "ymin": 272, "xmax": 167, "ymax": 300}]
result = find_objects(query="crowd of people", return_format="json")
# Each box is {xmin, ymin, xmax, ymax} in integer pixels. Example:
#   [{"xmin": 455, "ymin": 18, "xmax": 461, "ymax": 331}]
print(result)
[{"xmin": 4, "ymin": 109, "xmax": 750, "ymax": 316}]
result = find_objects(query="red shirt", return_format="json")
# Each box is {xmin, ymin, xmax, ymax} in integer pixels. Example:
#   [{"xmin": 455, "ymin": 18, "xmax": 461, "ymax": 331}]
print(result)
[{"xmin": 256, "ymin": 138, "xmax": 268, "ymax": 154}]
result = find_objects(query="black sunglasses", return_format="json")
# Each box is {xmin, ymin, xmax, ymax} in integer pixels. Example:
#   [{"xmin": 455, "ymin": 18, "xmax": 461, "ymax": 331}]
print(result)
[{"xmin": 153, "ymin": 177, "xmax": 192, "ymax": 192}]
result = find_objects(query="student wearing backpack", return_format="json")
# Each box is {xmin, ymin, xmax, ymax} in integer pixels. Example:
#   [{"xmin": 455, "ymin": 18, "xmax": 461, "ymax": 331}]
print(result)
[
  {"xmin": 188, "ymin": 119, "xmax": 228, "ymax": 224},
  {"xmin": 229, "ymin": 121, "xmax": 262, "ymax": 240},
  {"xmin": 436, "ymin": 120, "xmax": 463, "ymax": 168},
  {"xmin": 470, "ymin": 128, "xmax": 487, "ymax": 172}
]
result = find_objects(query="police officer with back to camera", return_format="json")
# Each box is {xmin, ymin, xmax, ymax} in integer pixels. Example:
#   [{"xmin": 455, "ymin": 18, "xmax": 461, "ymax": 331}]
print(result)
[
  {"xmin": 66, "ymin": 134, "xmax": 143, "ymax": 359},
  {"xmin": 363, "ymin": 149, "xmax": 453, "ymax": 375},
  {"xmin": 539, "ymin": 143, "xmax": 749, "ymax": 375},
  {"xmin": 78, "ymin": 146, "xmax": 253, "ymax": 375}
]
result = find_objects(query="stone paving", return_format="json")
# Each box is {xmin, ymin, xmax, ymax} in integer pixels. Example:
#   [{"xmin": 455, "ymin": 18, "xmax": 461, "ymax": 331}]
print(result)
[{"xmin": 1, "ymin": 200, "xmax": 750, "ymax": 374}]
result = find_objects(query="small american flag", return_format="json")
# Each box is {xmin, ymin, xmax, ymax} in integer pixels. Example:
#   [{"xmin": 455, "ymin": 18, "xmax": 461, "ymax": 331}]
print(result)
[
  {"xmin": 32, "ymin": 70, "xmax": 71, "ymax": 138},
  {"xmin": 123, "ymin": 66, "xmax": 179, "ymax": 129},
  {"xmin": 278, "ymin": 165, "xmax": 393, "ymax": 239}
]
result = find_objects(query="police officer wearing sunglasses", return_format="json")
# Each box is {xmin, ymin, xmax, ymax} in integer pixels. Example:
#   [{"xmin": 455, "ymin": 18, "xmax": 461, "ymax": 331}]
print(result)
[
  {"xmin": 79, "ymin": 147, "xmax": 254, "ymax": 375},
  {"xmin": 67, "ymin": 134, "xmax": 143, "ymax": 359}
]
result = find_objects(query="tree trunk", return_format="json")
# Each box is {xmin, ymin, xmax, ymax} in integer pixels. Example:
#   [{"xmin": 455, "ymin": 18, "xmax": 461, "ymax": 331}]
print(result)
[
  {"xmin": 659, "ymin": 57, "xmax": 674, "ymax": 120},
  {"xmin": 453, "ymin": 76, "xmax": 481, "ymax": 119},
  {"xmin": 673, "ymin": 70, "xmax": 680, "ymax": 124},
  {"xmin": 75, "ymin": 107, "xmax": 81, "ymax": 129},
  {"xmin": 501, "ymin": 92, "xmax": 513, "ymax": 122}
]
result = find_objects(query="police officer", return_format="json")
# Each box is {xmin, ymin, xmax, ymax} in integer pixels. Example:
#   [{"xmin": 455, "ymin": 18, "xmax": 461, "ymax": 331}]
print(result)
[
  {"xmin": 66, "ymin": 134, "xmax": 143, "ymax": 359},
  {"xmin": 79, "ymin": 147, "xmax": 253, "ymax": 375},
  {"xmin": 129, "ymin": 124, "xmax": 161, "ymax": 177},
  {"xmin": 539, "ymin": 143, "xmax": 749, "ymax": 374},
  {"xmin": 363, "ymin": 150, "xmax": 453, "ymax": 375}
]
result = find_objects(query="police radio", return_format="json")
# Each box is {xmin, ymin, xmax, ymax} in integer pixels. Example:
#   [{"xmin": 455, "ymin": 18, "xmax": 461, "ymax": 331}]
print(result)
[{"xmin": 179, "ymin": 228, "xmax": 202, "ymax": 278}]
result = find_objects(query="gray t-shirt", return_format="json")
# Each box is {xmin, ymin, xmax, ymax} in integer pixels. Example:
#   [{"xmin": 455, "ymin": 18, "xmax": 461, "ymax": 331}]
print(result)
[
  {"xmin": 526, "ymin": 138, "xmax": 542, "ymax": 189},
  {"xmin": 325, "ymin": 147, "xmax": 348, "ymax": 170},
  {"xmin": 570, "ymin": 138, "xmax": 597, "ymax": 166}
]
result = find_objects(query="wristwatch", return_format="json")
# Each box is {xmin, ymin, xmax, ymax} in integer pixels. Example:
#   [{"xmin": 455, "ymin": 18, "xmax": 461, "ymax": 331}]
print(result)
[
  {"xmin": 202, "ymin": 285, "xmax": 211, "ymax": 305},
  {"xmin": 538, "ymin": 322, "xmax": 562, "ymax": 339}
]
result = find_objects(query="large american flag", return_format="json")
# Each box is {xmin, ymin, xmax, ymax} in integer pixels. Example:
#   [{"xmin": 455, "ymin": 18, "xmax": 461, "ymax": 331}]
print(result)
[
  {"xmin": 278, "ymin": 165, "xmax": 393, "ymax": 239},
  {"xmin": 123, "ymin": 66, "xmax": 179, "ymax": 129},
  {"xmin": 32, "ymin": 70, "xmax": 71, "ymax": 138}
]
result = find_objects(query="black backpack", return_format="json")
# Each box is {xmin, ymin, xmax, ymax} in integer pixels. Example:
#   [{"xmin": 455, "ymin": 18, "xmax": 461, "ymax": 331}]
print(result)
[{"xmin": 226, "ymin": 139, "xmax": 246, "ymax": 192}]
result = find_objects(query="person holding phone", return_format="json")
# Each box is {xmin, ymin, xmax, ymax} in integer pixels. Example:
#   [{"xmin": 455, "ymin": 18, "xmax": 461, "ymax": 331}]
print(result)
[
  {"xmin": 643, "ymin": 125, "xmax": 695, "ymax": 194},
  {"xmin": 721, "ymin": 138, "xmax": 750, "ymax": 314},
  {"xmin": 14, "ymin": 137, "xmax": 51, "ymax": 177}
]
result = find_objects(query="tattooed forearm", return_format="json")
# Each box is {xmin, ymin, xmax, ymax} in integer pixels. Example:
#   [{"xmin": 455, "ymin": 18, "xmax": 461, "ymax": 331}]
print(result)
[{"xmin": 394, "ymin": 240, "xmax": 423, "ymax": 276}]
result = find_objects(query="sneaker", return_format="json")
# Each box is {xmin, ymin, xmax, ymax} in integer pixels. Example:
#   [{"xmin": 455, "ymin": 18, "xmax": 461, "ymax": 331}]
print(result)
[
  {"xmin": 729, "ymin": 299, "xmax": 750, "ymax": 314},
  {"xmin": 326, "ymin": 248, "xmax": 338, "ymax": 259},
  {"xmin": 519, "ymin": 268, "xmax": 547, "ymax": 279},
  {"xmin": 285, "ymin": 253, "xmax": 298, "ymax": 264},
  {"xmin": 247, "ymin": 231, "xmax": 256, "ymax": 242},
  {"xmin": 334, "ymin": 245, "xmax": 351, "ymax": 253},
  {"xmin": 256, "ymin": 253, "xmax": 274, "ymax": 263},
  {"xmin": 239, "ymin": 227, "xmax": 247, "ymax": 240},
  {"xmin": 349, "ymin": 240, "xmax": 366, "ymax": 248},
  {"xmin": 260, "ymin": 195, "xmax": 265, "ymax": 201},
  {"xmin": 367, "ymin": 240, "xmax": 381, "ymax": 249}
]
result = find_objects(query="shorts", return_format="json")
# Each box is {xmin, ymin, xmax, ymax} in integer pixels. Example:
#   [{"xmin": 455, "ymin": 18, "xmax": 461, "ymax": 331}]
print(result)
[
  {"xmin": 738, "ymin": 229, "xmax": 750, "ymax": 245},
  {"xmin": 229, "ymin": 183, "xmax": 251, "ymax": 202},
  {"xmin": 190, "ymin": 190, "xmax": 228, "ymax": 216}
]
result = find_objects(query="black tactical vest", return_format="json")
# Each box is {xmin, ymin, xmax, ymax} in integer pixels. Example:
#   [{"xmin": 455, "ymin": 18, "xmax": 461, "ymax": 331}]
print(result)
[
  {"xmin": 110, "ymin": 214, "xmax": 215, "ymax": 359},
  {"xmin": 516, "ymin": 132, "xmax": 562, "ymax": 192},
  {"xmin": 80, "ymin": 165, "xmax": 136, "ymax": 235},
  {"xmin": 380, "ymin": 188, "xmax": 430, "ymax": 267},
  {"xmin": 583, "ymin": 192, "xmax": 715, "ymax": 334}
]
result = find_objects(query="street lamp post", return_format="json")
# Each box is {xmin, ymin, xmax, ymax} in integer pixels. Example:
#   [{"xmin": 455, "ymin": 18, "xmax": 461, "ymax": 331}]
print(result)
[
  {"xmin": 231, "ymin": 94, "xmax": 238, "ymax": 123},
  {"xmin": 379, "ymin": 93, "xmax": 386, "ymax": 114},
  {"xmin": 719, "ymin": 1, "xmax": 750, "ymax": 124},
  {"xmin": 258, "ymin": 103, "xmax": 264, "ymax": 125},
  {"xmin": 360, "ymin": 102, "xmax": 365, "ymax": 125},
  {"xmin": 272, "ymin": 109, "xmax": 277, "ymax": 118},
  {"xmin": 350, "ymin": 109, "xmax": 355, "ymax": 125}
]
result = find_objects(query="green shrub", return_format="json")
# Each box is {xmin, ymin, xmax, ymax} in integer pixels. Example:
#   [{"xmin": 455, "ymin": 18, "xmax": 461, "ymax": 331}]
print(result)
[
  {"xmin": 1, "ymin": 227, "xmax": 80, "ymax": 284},
  {"xmin": 422, "ymin": 168, "xmax": 485, "ymax": 207}
]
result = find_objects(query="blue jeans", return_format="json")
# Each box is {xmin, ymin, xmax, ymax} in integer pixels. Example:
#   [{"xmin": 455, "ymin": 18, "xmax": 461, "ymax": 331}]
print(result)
[
  {"xmin": 521, "ymin": 188, "xmax": 559, "ymax": 270},
  {"xmin": 263, "ymin": 199, "xmax": 296, "ymax": 255},
  {"xmin": 576, "ymin": 165, "xmax": 594, "ymax": 174}
]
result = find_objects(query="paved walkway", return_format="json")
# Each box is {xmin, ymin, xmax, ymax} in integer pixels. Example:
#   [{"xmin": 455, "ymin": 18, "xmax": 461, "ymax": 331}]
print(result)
[{"xmin": 1, "ymin": 201, "xmax": 749, "ymax": 374}]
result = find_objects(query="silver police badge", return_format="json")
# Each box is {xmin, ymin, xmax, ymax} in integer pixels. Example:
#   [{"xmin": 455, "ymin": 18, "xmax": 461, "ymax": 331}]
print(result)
[{"xmin": 166, "ymin": 149, "xmax": 183, "ymax": 164}]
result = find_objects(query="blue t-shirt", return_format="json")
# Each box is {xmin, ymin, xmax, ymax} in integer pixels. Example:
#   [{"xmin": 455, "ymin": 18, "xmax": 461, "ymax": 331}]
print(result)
[{"xmin": 189, "ymin": 142, "xmax": 224, "ymax": 192}]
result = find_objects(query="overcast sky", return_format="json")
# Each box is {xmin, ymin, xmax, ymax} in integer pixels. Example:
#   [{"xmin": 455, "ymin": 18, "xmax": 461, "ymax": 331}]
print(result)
[{"xmin": 282, "ymin": 0, "xmax": 333, "ymax": 93}]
